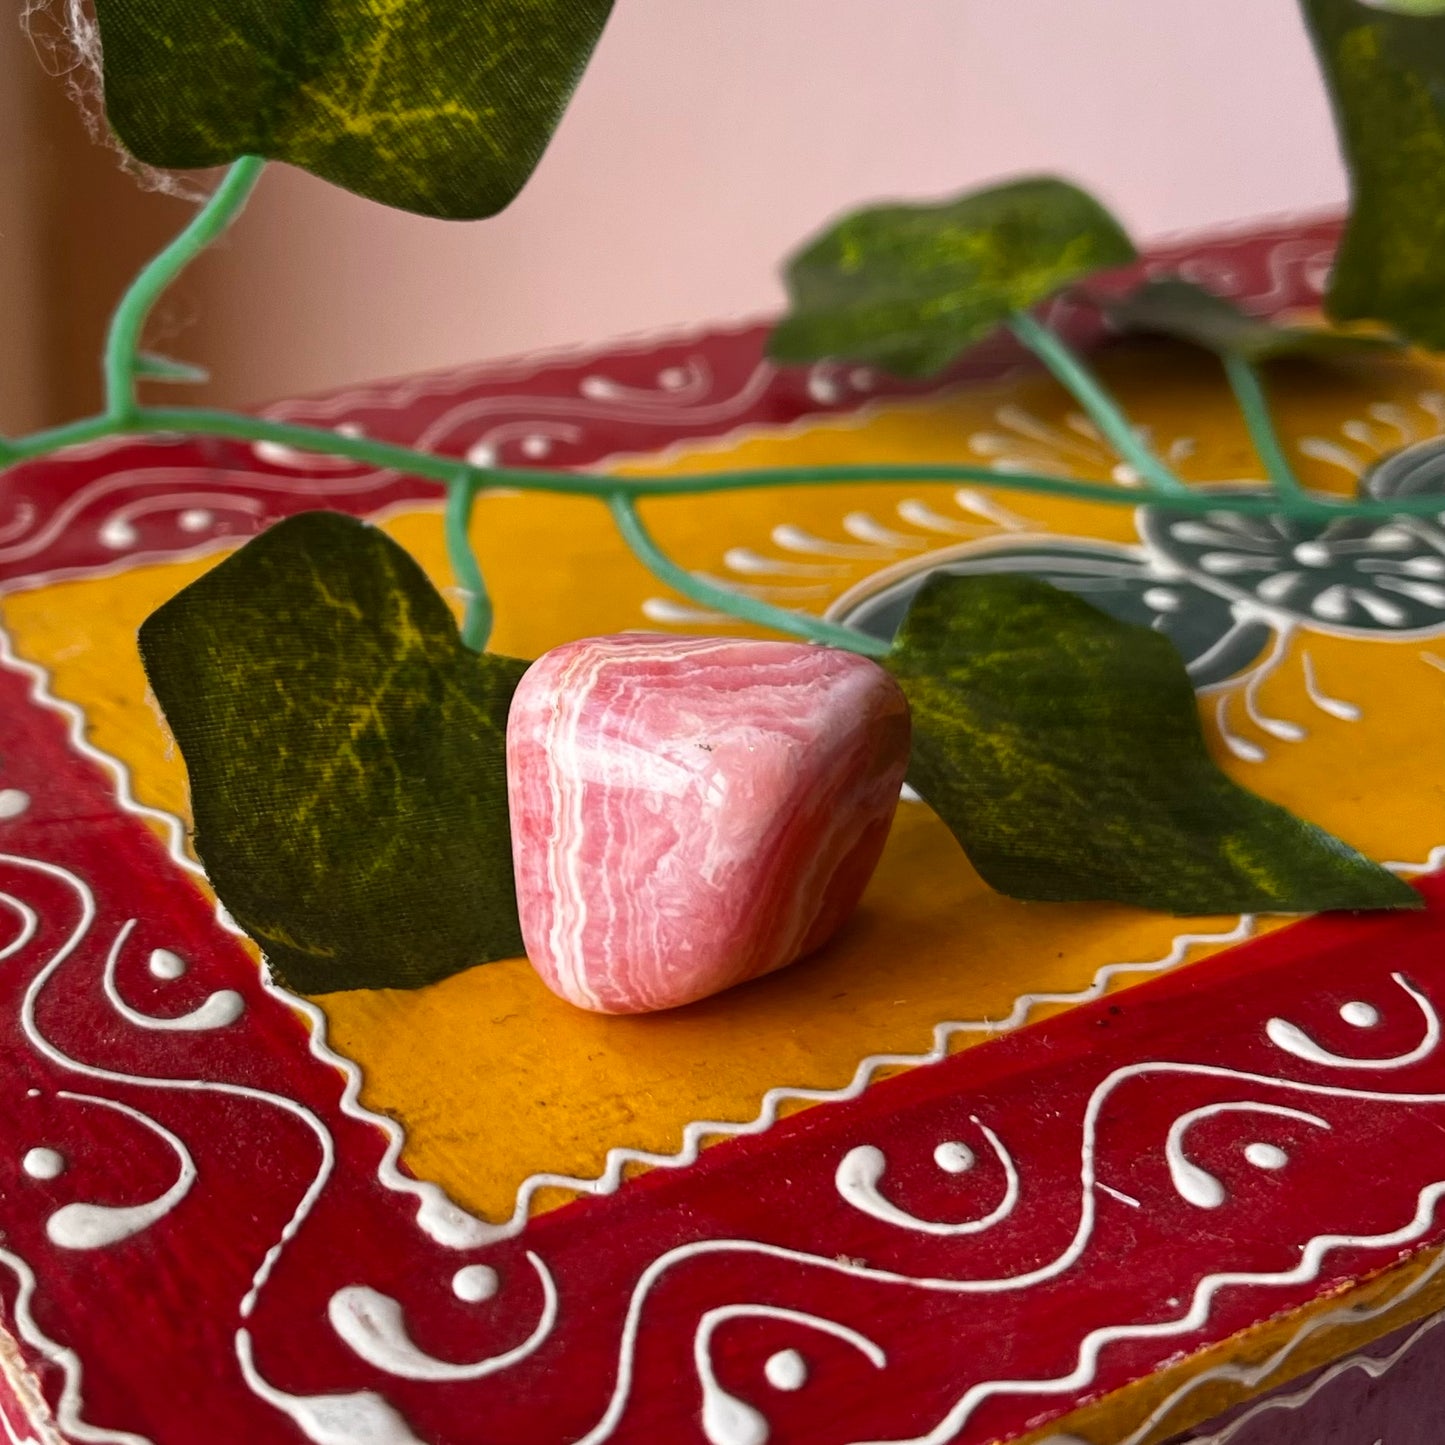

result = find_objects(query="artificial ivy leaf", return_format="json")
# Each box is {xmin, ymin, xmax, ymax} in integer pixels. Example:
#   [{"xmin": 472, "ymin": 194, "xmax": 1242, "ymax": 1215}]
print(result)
[
  {"xmin": 1303, "ymin": 0, "xmax": 1445, "ymax": 346},
  {"xmin": 1106, "ymin": 278, "xmax": 1399, "ymax": 361},
  {"xmin": 139, "ymin": 511, "xmax": 529, "ymax": 994},
  {"xmin": 92, "ymin": 0, "xmax": 615, "ymax": 219},
  {"xmin": 839, "ymin": 540, "xmax": 1272, "ymax": 688},
  {"xmin": 768, "ymin": 176, "xmax": 1136, "ymax": 379},
  {"xmin": 885, "ymin": 573, "xmax": 1419, "ymax": 914}
]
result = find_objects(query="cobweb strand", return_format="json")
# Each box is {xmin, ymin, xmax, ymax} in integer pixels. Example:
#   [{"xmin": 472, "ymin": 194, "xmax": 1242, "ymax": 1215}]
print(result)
[{"xmin": 19, "ymin": 0, "xmax": 208, "ymax": 202}]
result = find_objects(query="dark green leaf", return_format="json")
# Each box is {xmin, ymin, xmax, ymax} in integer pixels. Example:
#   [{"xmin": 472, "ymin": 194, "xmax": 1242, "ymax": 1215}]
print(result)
[
  {"xmin": 1303, "ymin": 0, "xmax": 1445, "ymax": 346},
  {"xmin": 93, "ymin": 0, "xmax": 615, "ymax": 219},
  {"xmin": 885, "ymin": 573, "xmax": 1419, "ymax": 914},
  {"xmin": 139, "ymin": 512, "xmax": 528, "ymax": 994},
  {"xmin": 1106, "ymin": 278, "xmax": 1400, "ymax": 361},
  {"xmin": 768, "ymin": 177, "xmax": 1137, "ymax": 379}
]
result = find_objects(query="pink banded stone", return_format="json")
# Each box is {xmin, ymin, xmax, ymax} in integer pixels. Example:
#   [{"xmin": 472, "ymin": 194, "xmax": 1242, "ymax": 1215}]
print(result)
[{"xmin": 506, "ymin": 635, "xmax": 911, "ymax": 1013}]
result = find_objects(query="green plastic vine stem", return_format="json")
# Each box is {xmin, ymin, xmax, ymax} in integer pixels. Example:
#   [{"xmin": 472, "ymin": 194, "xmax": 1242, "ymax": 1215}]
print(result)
[
  {"xmin": 1008, "ymin": 310, "xmax": 1188, "ymax": 494},
  {"xmin": 606, "ymin": 492, "xmax": 890, "ymax": 657},
  {"xmin": 103, "ymin": 157, "xmax": 266, "ymax": 420},
  {"xmin": 1222, "ymin": 351, "xmax": 1311, "ymax": 502},
  {"xmin": 5, "ymin": 154, "xmax": 1442, "ymax": 660},
  {"xmin": 445, "ymin": 471, "xmax": 493, "ymax": 652},
  {"xmin": 32, "ymin": 405, "xmax": 1445, "ymax": 524}
]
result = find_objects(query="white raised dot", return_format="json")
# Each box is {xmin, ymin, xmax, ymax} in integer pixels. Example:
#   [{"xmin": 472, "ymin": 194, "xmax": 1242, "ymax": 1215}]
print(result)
[
  {"xmin": 98, "ymin": 517, "xmax": 136, "ymax": 549},
  {"xmin": 1257, "ymin": 571, "xmax": 1302, "ymax": 603},
  {"xmin": 1200, "ymin": 552, "xmax": 1271, "ymax": 575},
  {"xmin": 658, "ymin": 366, "xmax": 688, "ymax": 390},
  {"xmin": 0, "ymin": 789, "xmax": 29, "ymax": 820},
  {"xmin": 23, "ymin": 1147, "xmax": 65, "ymax": 1180},
  {"xmin": 520, "ymin": 435, "xmax": 551, "ymax": 459},
  {"xmin": 1398, "ymin": 556, "xmax": 1445, "ymax": 578},
  {"xmin": 451, "ymin": 1264, "xmax": 499, "ymax": 1303},
  {"xmin": 1143, "ymin": 587, "xmax": 1182, "ymax": 612},
  {"xmin": 1293, "ymin": 541, "xmax": 1331, "ymax": 567},
  {"xmin": 148, "ymin": 949, "xmax": 187, "ymax": 981},
  {"xmin": 1244, "ymin": 1142, "xmax": 1288, "ymax": 1171},
  {"xmin": 177, "ymin": 509, "xmax": 213, "ymax": 533},
  {"xmin": 1341, "ymin": 1000, "xmax": 1381, "ymax": 1028},
  {"xmin": 1312, "ymin": 585, "xmax": 1351, "ymax": 621},
  {"xmin": 764, "ymin": 1349, "xmax": 808, "ymax": 1391},
  {"xmin": 933, "ymin": 1141, "xmax": 974, "ymax": 1174}
]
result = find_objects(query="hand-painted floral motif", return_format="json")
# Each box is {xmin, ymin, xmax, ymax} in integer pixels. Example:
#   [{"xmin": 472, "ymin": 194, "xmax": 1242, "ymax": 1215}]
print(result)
[{"xmin": 843, "ymin": 471, "xmax": 1445, "ymax": 689}]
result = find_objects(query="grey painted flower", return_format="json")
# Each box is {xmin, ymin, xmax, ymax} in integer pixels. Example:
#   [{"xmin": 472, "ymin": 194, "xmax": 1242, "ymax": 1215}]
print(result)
[
  {"xmin": 843, "ymin": 474, "xmax": 1445, "ymax": 688},
  {"xmin": 1138, "ymin": 490, "xmax": 1445, "ymax": 638}
]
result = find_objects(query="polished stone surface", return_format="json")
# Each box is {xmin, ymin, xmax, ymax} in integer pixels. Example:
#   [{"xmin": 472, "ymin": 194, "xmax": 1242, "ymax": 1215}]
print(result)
[{"xmin": 506, "ymin": 635, "xmax": 911, "ymax": 1013}]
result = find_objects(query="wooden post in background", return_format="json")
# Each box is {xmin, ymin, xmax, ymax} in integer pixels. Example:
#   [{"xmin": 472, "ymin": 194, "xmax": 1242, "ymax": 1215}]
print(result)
[
  {"xmin": 0, "ymin": 16, "xmax": 49, "ymax": 434},
  {"xmin": 0, "ymin": 13, "xmax": 206, "ymax": 434}
]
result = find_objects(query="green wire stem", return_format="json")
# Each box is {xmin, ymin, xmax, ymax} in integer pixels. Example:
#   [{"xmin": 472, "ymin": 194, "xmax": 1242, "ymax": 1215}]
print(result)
[
  {"xmin": 44, "ymin": 405, "xmax": 1445, "ymax": 520},
  {"xmin": 5, "ymin": 156, "xmax": 1442, "ymax": 656},
  {"xmin": 103, "ymin": 156, "xmax": 266, "ymax": 420},
  {"xmin": 606, "ymin": 492, "xmax": 890, "ymax": 657},
  {"xmin": 1009, "ymin": 309, "xmax": 1188, "ymax": 495},
  {"xmin": 445, "ymin": 472, "xmax": 493, "ymax": 652},
  {"xmin": 10, "ymin": 399, "xmax": 1445, "ymax": 518},
  {"xmin": 1222, "ymin": 352, "xmax": 1310, "ymax": 503}
]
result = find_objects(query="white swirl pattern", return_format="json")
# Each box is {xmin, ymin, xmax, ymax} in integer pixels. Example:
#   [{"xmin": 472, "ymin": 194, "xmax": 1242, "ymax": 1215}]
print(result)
[
  {"xmin": 102, "ymin": 920, "xmax": 245, "ymax": 1032},
  {"xmin": 835, "ymin": 1119, "xmax": 1019, "ymax": 1236},
  {"xmin": 694, "ymin": 1305, "xmax": 886, "ymax": 1445},
  {"xmin": 1165, "ymin": 1102, "xmax": 1330, "ymax": 1210},
  {"xmin": 42, "ymin": 1091, "xmax": 196, "ymax": 1250},
  {"xmin": 327, "ymin": 1252, "xmax": 557, "ymax": 1382},
  {"xmin": 1267, "ymin": 973, "xmax": 1438, "ymax": 1071}
]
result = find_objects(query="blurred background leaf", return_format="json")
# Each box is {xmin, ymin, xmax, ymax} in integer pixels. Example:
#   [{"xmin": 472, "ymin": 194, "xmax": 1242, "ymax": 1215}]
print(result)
[
  {"xmin": 1106, "ymin": 276, "xmax": 1399, "ymax": 360},
  {"xmin": 768, "ymin": 176, "xmax": 1136, "ymax": 378},
  {"xmin": 1304, "ymin": 0, "xmax": 1445, "ymax": 346}
]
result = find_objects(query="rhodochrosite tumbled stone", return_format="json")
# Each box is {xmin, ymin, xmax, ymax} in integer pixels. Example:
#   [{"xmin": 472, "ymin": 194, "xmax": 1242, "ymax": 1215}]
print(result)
[{"xmin": 506, "ymin": 635, "xmax": 911, "ymax": 1013}]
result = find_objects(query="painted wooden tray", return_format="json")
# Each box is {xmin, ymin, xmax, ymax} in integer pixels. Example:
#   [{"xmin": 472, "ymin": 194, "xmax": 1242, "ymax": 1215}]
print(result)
[{"xmin": 4, "ymin": 217, "xmax": 1445, "ymax": 1445}]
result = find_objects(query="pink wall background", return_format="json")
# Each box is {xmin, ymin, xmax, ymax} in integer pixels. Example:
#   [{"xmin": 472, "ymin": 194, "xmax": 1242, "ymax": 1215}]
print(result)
[{"xmin": 193, "ymin": 0, "xmax": 1348, "ymax": 406}]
